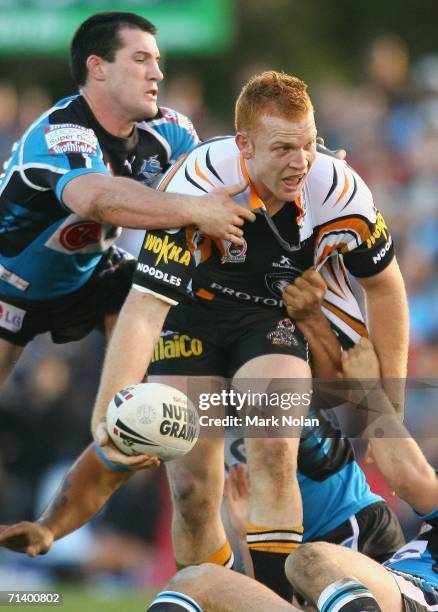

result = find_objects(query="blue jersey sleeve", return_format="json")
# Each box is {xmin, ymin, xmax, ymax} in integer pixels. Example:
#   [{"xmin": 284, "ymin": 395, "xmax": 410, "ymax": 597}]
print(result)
[
  {"xmin": 153, "ymin": 107, "xmax": 200, "ymax": 162},
  {"xmin": 20, "ymin": 120, "xmax": 110, "ymax": 210}
]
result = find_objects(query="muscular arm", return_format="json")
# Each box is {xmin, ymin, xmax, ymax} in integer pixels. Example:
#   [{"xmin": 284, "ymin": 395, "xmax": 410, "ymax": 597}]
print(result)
[
  {"xmin": 38, "ymin": 444, "xmax": 134, "ymax": 539},
  {"xmin": 91, "ymin": 288, "xmax": 171, "ymax": 466},
  {"xmin": 0, "ymin": 444, "xmax": 137, "ymax": 555},
  {"xmin": 283, "ymin": 270, "xmax": 342, "ymax": 379},
  {"xmin": 357, "ymin": 258, "xmax": 409, "ymax": 416},
  {"xmin": 63, "ymin": 174, "xmax": 254, "ymax": 244},
  {"xmin": 342, "ymin": 340, "xmax": 438, "ymax": 515}
]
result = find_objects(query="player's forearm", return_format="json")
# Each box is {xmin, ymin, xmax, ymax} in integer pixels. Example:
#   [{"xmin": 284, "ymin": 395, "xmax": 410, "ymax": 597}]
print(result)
[
  {"xmin": 64, "ymin": 174, "xmax": 203, "ymax": 230},
  {"xmin": 371, "ymin": 433, "xmax": 438, "ymax": 513},
  {"xmin": 91, "ymin": 288, "xmax": 170, "ymax": 433},
  {"xmin": 364, "ymin": 268, "xmax": 409, "ymax": 416},
  {"xmin": 91, "ymin": 176, "xmax": 204, "ymax": 229},
  {"xmin": 364, "ymin": 390, "xmax": 438, "ymax": 512},
  {"xmin": 37, "ymin": 444, "xmax": 131, "ymax": 540},
  {"xmin": 296, "ymin": 313, "xmax": 342, "ymax": 379}
]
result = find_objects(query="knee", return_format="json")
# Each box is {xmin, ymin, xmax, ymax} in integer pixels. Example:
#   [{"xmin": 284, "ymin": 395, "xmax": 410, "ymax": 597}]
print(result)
[
  {"xmin": 169, "ymin": 470, "xmax": 219, "ymax": 524},
  {"xmin": 166, "ymin": 564, "xmax": 222, "ymax": 601},
  {"xmin": 286, "ymin": 542, "xmax": 331, "ymax": 585}
]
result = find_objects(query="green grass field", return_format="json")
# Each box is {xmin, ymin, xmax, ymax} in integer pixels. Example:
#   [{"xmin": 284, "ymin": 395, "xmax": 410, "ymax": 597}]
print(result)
[{"xmin": 8, "ymin": 586, "xmax": 154, "ymax": 611}]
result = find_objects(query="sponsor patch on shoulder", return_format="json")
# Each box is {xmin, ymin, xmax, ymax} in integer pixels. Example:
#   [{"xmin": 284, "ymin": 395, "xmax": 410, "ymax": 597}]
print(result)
[
  {"xmin": 44, "ymin": 123, "xmax": 98, "ymax": 155},
  {"xmin": 0, "ymin": 300, "xmax": 26, "ymax": 333}
]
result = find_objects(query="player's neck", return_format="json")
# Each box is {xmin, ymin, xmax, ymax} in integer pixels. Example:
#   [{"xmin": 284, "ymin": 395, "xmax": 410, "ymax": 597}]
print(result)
[
  {"xmin": 250, "ymin": 179, "xmax": 286, "ymax": 216},
  {"xmin": 80, "ymin": 88, "xmax": 135, "ymax": 138}
]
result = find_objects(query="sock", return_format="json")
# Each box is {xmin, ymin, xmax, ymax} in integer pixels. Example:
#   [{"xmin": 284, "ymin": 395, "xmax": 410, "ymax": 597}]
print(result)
[
  {"xmin": 176, "ymin": 541, "xmax": 234, "ymax": 571},
  {"xmin": 148, "ymin": 591, "xmax": 203, "ymax": 611},
  {"xmin": 246, "ymin": 524, "xmax": 303, "ymax": 601},
  {"xmin": 317, "ymin": 577, "xmax": 382, "ymax": 612},
  {"xmin": 204, "ymin": 540, "xmax": 234, "ymax": 568}
]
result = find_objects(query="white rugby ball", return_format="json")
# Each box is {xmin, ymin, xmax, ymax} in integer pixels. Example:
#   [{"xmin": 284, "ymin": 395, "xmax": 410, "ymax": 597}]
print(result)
[{"xmin": 106, "ymin": 382, "xmax": 199, "ymax": 461}]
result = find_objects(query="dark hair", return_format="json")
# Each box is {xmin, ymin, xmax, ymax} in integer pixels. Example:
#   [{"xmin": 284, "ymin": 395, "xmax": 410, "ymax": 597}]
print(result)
[{"xmin": 70, "ymin": 11, "xmax": 156, "ymax": 86}]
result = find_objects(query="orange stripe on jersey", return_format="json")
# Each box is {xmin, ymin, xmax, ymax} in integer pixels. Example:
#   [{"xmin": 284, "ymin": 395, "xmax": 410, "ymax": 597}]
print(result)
[
  {"xmin": 294, "ymin": 196, "xmax": 305, "ymax": 225},
  {"xmin": 315, "ymin": 217, "xmax": 371, "ymax": 255},
  {"xmin": 322, "ymin": 299, "xmax": 368, "ymax": 337},
  {"xmin": 323, "ymin": 262, "xmax": 345, "ymax": 299},
  {"xmin": 335, "ymin": 171, "xmax": 350, "ymax": 205},
  {"xmin": 317, "ymin": 244, "xmax": 339, "ymax": 266},
  {"xmin": 339, "ymin": 258, "xmax": 353, "ymax": 291},
  {"xmin": 239, "ymin": 155, "xmax": 264, "ymax": 210},
  {"xmin": 158, "ymin": 153, "xmax": 189, "ymax": 192},
  {"xmin": 196, "ymin": 288, "xmax": 215, "ymax": 300},
  {"xmin": 185, "ymin": 227, "xmax": 213, "ymax": 264},
  {"xmin": 195, "ymin": 157, "xmax": 215, "ymax": 187}
]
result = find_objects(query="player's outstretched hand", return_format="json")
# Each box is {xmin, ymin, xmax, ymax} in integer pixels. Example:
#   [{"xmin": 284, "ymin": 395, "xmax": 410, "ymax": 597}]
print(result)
[
  {"xmin": 341, "ymin": 337, "xmax": 381, "ymax": 381},
  {"xmin": 0, "ymin": 522, "xmax": 54, "ymax": 556},
  {"xmin": 197, "ymin": 181, "xmax": 255, "ymax": 245},
  {"xmin": 223, "ymin": 463, "xmax": 250, "ymax": 540},
  {"xmin": 94, "ymin": 421, "xmax": 161, "ymax": 470},
  {"xmin": 282, "ymin": 269, "xmax": 327, "ymax": 322}
]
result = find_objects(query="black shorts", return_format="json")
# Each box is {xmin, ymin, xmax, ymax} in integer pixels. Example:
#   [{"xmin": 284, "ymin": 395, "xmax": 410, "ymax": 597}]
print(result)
[
  {"xmin": 148, "ymin": 298, "xmax": 309, "ymax": 378},
  {"xmin": 0, "ymin": 247, "xmax": 136, "ymax": 346},
  {"xmin": 312, "ymin": 501, "xmax": 406, "ymax": 562},
  {"xmin": 389, "ymin": 569, "xmax": 438, "ymax": 611}
]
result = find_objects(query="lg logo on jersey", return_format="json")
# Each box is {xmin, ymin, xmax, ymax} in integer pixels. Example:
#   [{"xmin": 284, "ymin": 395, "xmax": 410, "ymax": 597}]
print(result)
[{"xmin": 0, "ymin": 301, "xmax": 25, "ymax": 332}]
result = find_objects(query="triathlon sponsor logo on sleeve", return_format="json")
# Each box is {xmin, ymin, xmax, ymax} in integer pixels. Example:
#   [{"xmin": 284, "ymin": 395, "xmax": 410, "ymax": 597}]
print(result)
[
  {"xmin": 44, "ymin": 124, "xmax": 98, "ymax": 155},
  {"xmin": 0, "ymin": 263, "xmax": 29, "ymax": 291},
  {"xmin": 0, "ymin": 300, "xmax": 26, "ymax": 333}
]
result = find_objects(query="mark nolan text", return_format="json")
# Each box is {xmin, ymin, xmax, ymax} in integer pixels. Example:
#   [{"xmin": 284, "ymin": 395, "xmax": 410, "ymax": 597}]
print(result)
[{"xmin": 199, "ymin": 415, "xmax": 320, "ymax": 428}]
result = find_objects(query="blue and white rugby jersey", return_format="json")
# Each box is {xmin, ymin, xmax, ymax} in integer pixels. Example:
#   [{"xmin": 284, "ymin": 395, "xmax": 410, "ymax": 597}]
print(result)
[
  {"xmin": 385, "ymin": 507, "xmax": 438, "ymax": 585},
  {"xmin": 0, "ymin": 96, "xmax": 199, "ymax": 300}
]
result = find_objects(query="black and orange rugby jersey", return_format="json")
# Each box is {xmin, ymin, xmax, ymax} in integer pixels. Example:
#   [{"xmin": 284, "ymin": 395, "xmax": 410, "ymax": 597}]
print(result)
[{"xmin": 133, "ymin": 137, "xmax": 394, "ymax": 343}]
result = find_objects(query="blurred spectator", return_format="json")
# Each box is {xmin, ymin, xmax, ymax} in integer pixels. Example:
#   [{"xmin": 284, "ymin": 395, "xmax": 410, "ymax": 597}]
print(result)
[
  {"xmin": 17, "ymin": 85, "xmax": 52, "ymax": 132},
  {"xmin": 0, "ymin": 82, "xmax": 18, "ymax": 163}
]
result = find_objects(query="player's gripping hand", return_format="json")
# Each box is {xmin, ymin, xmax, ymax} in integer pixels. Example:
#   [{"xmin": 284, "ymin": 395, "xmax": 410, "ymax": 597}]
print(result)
[
  {"xmin": 196, "ymin": 181, "xmax": 255, "ymax": 245},
  {"xmin": 0, "ymin": 522, "xmax": 54, "ymax": 556},
  {"xmin": 341, "ymin": 337, "xmax": 381, "ymax": 381},
  {"xmin": 282, "ymin": 269, "xmax": 327, "ymax": 322},
  {"xmin": 94, "ymin": 420, "xmax": 161, "ymax": 471}
]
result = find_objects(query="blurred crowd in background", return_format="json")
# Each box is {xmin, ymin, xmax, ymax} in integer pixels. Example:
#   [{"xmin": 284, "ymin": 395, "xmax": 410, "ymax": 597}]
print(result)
[{"xmin": 1, "ymin": 22, "xmax": 438, "ymax": 595}]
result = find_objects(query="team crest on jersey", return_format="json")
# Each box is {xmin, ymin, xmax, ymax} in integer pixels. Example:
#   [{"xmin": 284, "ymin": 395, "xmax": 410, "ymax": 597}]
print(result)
[
  {"xmin": 139, "ymin": 154, "xmax": 163, "ymax": 184},
  {"xmin": 221, "ymin": 240, "xmax": 247, "ymax": 264},
  {"xmin": 267, "ymin": 318, "xmax": 298, "ymax": 347},
  {"xmin": 44, "ymin": 124, "xmax": 98, "ymax": 155},
  {"xmin": 265, "ymin": 270, "xmax": 301, "ymax": 298}
]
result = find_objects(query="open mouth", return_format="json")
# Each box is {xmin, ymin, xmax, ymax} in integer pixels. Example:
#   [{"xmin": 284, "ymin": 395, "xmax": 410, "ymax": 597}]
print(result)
[{"xmin": 282, "ymin": 174, "xmax": 305, "ymax": 188}]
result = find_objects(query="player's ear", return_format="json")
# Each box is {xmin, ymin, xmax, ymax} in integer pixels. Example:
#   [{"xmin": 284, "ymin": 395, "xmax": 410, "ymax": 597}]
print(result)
[
  {"xmin": 235, "ymin": 132, "xmax": 254, "ymax": 159},
  {"xmin": 86, "ymin": 55, "xmax": 106, "ymax": 82}
]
